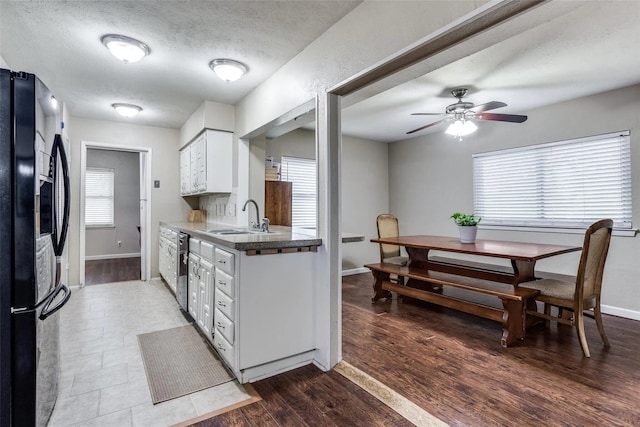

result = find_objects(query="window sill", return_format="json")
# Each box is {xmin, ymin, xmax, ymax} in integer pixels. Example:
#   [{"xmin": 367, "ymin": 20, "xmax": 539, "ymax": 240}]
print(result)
[
  {"xmin": 86, "ymin": 225, "xmax": 116, "ymax": 229},
  {"xmin": 479, "ymin": 225, "xmax": 637, "ymax": 237}
]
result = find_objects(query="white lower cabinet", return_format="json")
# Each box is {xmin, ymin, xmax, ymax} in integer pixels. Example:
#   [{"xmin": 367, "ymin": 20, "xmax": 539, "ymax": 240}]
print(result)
[
  {"xmin": 159, "ymin": 226, "xmax": 178, "ymax": 294},
  {"xmin": 212, "ymin": 248, "xmax": 236, "ymax": 368},
  {"xmin": 187, "ymin": 252, "xmax": 199, "ymax": 322},
  {"xmin": 211, "ymin": 246, "xmax": 316, "ymax": 383},
  {"xmin": 177, "ymin": 233, "xmax": 316, "ymax": 383},
  {"xmin": 187, "ymin": 241, "xmax": 214, "ymax": 342},
  {"xmin": 199, "ymin": 258, "xmax": 214, "ymax": 338}
]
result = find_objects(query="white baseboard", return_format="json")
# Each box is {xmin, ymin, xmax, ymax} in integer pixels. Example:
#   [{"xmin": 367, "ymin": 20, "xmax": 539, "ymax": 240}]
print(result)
[
  {"xmin": 341, "ymin": 267, "xmax": 369, "ymax": 276},
  {"xmin": 602, "ymin": 305, "xmax": 640, "ymax": 322},
  {"xmin": 85, "ymin": 252, "xmax": 141, "ymax": 261}
]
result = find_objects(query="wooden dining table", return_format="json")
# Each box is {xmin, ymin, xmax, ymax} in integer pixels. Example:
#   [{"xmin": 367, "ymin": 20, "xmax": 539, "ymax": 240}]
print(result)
[
  {"xmin": 375, "ymin": 235, "xmax": 582, "ymax": 285},
  {"xmin": 366, "ymin": 235, "xmax": 582, "ymax": 346}
]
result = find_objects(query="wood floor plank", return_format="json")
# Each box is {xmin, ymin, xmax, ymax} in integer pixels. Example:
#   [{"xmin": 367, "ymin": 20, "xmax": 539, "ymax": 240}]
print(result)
[
  {"xmin": 85, "ymin": 257, "xmax": 140, "ymax": 285},
  {"xmin": 189, "ymin": 273, "xmax": 640, "ymax": 426},
  {"xmin": 342, "ymin": 272, "xmax": 640, "ymax": 426},
  {"xmin": 237, "ymin": 402, "xmax": 280, "ymax": 427}
]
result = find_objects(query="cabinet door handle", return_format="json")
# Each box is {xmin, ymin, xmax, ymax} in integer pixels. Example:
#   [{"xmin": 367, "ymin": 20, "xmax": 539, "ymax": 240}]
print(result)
[
  {"xmin": 217, "ymin": 280, "xmax": 226, "ymax": 286},
  {"xmin": 218, "ymin": 259, "xmax": 226, "ymax": 265},
  {"xmin": 217, "ymin": 301, "xmax": 226, "ymax": 308},
  {"xmin": 217, "ymin": 322, "xmax": 225, "ymax": 329}
]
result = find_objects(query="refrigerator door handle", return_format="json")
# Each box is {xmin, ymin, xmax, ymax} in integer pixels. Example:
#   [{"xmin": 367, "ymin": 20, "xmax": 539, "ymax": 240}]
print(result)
[
  {"xmin": 38, "ymin": 282, "xmax": 71, "ymax": 320},
  {"xmin": 10, "ymin": 279, "xmax": 67, "ymax": 316},
  {"xmin": 51, "ymin": 134, "xmax": 70, "ymax": 257}
]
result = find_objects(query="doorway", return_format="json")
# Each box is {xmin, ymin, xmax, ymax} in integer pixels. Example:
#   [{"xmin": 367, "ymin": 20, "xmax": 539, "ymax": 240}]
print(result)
[{"xmin": 79, "ymin": 141, "xmax": 152, "ymax": 286}]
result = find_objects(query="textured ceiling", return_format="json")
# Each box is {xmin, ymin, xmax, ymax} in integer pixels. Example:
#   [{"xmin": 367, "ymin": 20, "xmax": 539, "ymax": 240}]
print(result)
[
  {"xmin": 0, "ymin": 0, "xmax": 361, "ymax": 129},
  {"xmin": 341, "ymin": 1, "xmax": 640, "ymax": 142},
  {"xmin": 1, "ymin": 1, "xmax": 638, "ymax": 140}
]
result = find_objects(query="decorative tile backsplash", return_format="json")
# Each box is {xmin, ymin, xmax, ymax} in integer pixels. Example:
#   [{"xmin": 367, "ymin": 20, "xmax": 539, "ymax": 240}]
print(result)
[{"xmin": 199, "ymin": 194, "xmax": 238, "ymax": 224}]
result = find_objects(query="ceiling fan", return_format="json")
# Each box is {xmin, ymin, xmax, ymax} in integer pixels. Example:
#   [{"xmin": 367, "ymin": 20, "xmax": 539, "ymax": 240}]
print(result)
[{"xmin": 406, "ymin": 88, "xmax": 528, "ymax": 135}]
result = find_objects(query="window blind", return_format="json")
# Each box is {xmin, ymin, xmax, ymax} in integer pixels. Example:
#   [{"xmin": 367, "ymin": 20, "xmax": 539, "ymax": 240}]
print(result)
[
  {"xmin": 85, "ymin": 168, "xmax": 115, "ymax": 227},
  {"xmin": 473, "ymin": 131, "xmax": 631, "ymax": 229},
  {"xmin": 280, "ymin": 156, "xmax": 317, "ymax": 229}
]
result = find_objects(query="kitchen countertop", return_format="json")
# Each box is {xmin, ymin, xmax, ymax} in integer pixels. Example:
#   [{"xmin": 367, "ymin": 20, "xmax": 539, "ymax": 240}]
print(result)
[{"xmin": 161, "ymin": 221, "xmax": 323, "ymax": 251}]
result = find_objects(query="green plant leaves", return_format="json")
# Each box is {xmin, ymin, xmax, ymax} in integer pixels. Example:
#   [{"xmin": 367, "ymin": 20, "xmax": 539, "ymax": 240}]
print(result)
[{"xmin": 450, "ymin": 212, "xmax": 481, "ymax": 226}]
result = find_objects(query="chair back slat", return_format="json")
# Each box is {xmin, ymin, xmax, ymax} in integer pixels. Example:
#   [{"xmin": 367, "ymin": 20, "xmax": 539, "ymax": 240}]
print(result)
[
  {"xmin": 575, "ymin": 219, "xmax": 613, "ymax": 303},
  {"xmin": 377, "ymin": 214, "xmax": 401, "ymax": 261}
]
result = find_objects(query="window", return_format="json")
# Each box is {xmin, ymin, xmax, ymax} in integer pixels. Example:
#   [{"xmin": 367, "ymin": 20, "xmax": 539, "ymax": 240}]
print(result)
[
  {"xmin": 473, "ymin": 131, "xmax": 631, "ymax": 230},
  {"xmin": 280, "ymin": 156, "xmax": 317, "ymax": 229},
  {"xmin": 85, "ymin": 168, "xmax": 115, "ymax": 227}
]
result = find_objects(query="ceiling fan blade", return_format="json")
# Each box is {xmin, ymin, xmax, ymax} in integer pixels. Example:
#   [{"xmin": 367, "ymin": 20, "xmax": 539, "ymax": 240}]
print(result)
[
  {"xmin": 472, "ymin": 101, "xmax": 507, "ymax": 113},
  {"xmin": 476, "ymin": 112, "xmax": 528, "ymax": 123},
  {"xmin": 406, "ymin": 119, "xmax": 444, "ymax": 135},
  {"xmin": 411, "ymin": 112, "xmax": 445, "ymax": 116}
]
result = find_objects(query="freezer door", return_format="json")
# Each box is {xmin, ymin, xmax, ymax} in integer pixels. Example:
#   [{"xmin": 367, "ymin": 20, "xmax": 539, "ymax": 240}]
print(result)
[{"xmin": 0, "ymin": 68, "xmax": 13, "ymax": 427}]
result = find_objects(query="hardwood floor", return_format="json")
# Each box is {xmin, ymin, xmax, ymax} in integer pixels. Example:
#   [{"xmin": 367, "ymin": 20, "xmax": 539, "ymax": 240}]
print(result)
[
  {"xmin": 190, "ymin": 273, "xmax": 640, "ymax": 426},
  {"xmin": 189, "ymin": 363, "xmax": 412, "ymax": 427},
  {"xmin": 84, "ymin": 257, "xmax": 140, "ymax": 285}
]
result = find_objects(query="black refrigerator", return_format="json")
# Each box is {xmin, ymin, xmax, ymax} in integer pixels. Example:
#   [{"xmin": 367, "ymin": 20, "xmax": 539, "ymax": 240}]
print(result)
[{"xmin": 0, "ymin": 69, "xmax": 71, "ymax": 426}]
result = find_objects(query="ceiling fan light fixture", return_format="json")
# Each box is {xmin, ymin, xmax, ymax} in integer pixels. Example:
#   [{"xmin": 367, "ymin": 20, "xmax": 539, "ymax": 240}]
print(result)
[
  {"xmin": 112, "ymin": 103, "xmax": 142, "ymax": 118},
  {"xmin": 209, "ymin": 59, "xmax": 247, "ymax": 82},
  {"xmin": 102, "ymin": 34, "xmax": 150, "ymax": 63},
  {"xmin": 445, "ymin": 119, "xmax": 477, "ymax": 138}
]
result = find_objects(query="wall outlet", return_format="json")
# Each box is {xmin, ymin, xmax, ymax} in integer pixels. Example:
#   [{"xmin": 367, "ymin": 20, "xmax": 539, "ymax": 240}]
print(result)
[{"xmin": 117, "ymin": 240, "xmax": 122, "ymax": 247}]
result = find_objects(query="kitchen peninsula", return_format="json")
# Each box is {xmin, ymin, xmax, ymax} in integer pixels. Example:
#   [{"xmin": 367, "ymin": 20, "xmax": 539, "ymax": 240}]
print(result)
[{"xmin": 159, "ymin": 221, "xmax": 322, "ymax": 383}]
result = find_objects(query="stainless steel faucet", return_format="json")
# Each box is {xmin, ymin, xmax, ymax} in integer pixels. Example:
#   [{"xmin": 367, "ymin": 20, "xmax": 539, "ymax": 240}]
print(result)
[{"xmin": 242, "ymin": 199, "xmax": 260, "ymax": 230}]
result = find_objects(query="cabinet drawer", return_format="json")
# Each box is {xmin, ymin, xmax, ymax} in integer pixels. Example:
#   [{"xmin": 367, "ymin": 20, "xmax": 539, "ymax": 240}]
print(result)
[
  {"xmin": 214, "ymin": 307, "xmax": 234, "ymax": 344},
  {"xmin": 200, "ymin": 241, "xmax": 214, "ymax": 262},
  {"xmin": 213, "ymin": 332, "xmax": 235, "ymax": 368},
  {"xmin": 189, "ymin": 238, "xmax": 200, "ymax": 255},
  {"xmin": 215, "ymin": 288, "xmax": 234, "ymax": 320},
  {"xmin": 215, "ymin": 248, "xmax": 235, "ymax": 275},
  {"xmin": 215, "ymin": 269, "xmax": 235, "ymax": 298}
]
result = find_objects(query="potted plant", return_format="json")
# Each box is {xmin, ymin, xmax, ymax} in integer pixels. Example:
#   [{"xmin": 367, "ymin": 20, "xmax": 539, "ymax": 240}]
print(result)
[{"xmin": 451, "ymin": 212, "xmax": 481, "ymax": 243}]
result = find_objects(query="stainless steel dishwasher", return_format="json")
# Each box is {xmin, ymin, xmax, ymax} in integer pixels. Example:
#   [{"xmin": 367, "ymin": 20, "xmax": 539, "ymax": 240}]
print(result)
[{"xmin": 176, "ymin": 232, "xmax": 190, "ymax": 314}]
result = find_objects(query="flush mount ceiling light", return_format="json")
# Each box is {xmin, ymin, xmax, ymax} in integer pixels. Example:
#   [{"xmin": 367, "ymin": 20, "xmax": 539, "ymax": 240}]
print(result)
[
  {"xmin": 209, "ymin": 59, "xmax": 247, "ymax": 82},
  {"xmin": 112, "ymin": 103, "xmax": 142, "ymax": 118},
  {"xmin": 101, "ymin": 34, "xmax": 150, "ymax": 63}
]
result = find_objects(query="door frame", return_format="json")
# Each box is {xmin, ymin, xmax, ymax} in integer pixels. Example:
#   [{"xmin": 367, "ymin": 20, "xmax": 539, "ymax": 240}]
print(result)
[{"xmin": 79, "ymin": 141, "xmax": 152, "ymax": 285}]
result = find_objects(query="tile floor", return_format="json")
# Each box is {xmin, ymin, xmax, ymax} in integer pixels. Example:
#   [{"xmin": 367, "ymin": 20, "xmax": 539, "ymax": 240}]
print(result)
[{"xmin": 48, "ymin": 279, "xmax": 250, "ymax": 427}]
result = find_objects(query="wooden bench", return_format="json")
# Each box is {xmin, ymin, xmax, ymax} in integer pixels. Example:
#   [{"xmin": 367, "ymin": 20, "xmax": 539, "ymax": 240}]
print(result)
[{"xmin": 364, "ymin": 262, "xmax": 540, "ymax": 347}]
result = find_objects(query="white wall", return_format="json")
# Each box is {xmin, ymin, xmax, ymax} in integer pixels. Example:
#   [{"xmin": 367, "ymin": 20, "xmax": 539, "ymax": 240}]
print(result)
[
  {"xmin": 235, "ymin": 1, "xmax": 482, "ymax": 137},
  {"xmin": 85, "ymin": 149, "xmax": 140, "ymax": 258},
  {"xmin": 341, "ymin": 135, "xmax": 389, "ymax": 272},
  {"xmin": 388, "ymin": 84, "xmax": 640, "ymax": 319},
  {"xmin": 265, "ymin": 128, "xmax": 316, "ymax": 163},
  {"xmin": 179, "ymin": 100, "xmax": 234, "ymax": 147},
  {"xmin": 66, "ymin": 117, "xmax": 188, "ymax": 286},
  {"xmin": 261, "ymin": 128, "xmax": 390, "ymax": 272},
  {"xmin": 234, "ymin": 1, "xmax": 486, "ymax": 370}
]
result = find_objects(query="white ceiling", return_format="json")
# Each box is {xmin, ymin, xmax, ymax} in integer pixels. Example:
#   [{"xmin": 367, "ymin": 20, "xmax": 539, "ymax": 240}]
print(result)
[
  {"xmin": 1, "ymin": 1, "xmax": 639, "ymax": 141},
  {"xmin": 341, "ymin": 1, "xmax": 640, "ymax": 142},
  {"xmin": 0, "ymin": 0, "xmax": 361, "ymax": 129}
]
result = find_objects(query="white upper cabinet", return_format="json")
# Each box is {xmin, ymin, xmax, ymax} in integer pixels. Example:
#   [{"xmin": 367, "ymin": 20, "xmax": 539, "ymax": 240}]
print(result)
[
  {"xmin": 180, "ymin": 129, "xmax": 232, "ymax": 195},
  {"xmin": 180, "ymin": 146, "xmax": 191, "ymax": 194}
]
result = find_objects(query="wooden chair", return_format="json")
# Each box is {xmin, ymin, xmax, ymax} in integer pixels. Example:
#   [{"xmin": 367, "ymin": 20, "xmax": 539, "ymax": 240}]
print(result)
[
  {"xmin": 376, "ymin": 214, "xmax": 408, "ymax": 286},
  {"xmin": 521, "ymin": 219, "xmax": 613, "ymax": 357}
]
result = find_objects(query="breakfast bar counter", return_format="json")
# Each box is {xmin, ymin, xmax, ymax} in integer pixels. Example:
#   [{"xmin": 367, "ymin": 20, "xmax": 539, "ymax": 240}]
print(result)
[{"xmin": 161, "ymin": 221, "xmax": 322, "ymax": 252}]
